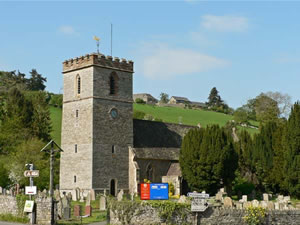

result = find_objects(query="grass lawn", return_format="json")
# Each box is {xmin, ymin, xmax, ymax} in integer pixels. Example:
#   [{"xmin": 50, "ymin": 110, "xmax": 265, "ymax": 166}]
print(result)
[
  {"xmin": 57, "ymin": 200, "xmax": 107, "ymax": 225},
  {"xmin": 134, "ymin": 103, "xmax": 259, "ymax": 134},
  {"xmin": 50, "ymin": 106, "xmax": 62, "ymax": 145}
]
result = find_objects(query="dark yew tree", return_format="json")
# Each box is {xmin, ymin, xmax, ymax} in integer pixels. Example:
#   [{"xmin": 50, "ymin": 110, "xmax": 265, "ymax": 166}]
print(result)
[
  {"xmin": 207, "ymin": 87, "xmax": 223, "ymax": 107},
  {"xmin": 27, "ymin": 69, "xmax": 47, "ymax": 91}
]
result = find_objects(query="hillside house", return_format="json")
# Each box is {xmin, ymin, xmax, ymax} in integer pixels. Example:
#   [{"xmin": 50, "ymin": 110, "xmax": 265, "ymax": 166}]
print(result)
[
  {"xmin": 169, "ymin": 96, "xmax": 190, "ymax": 104},
  {"xmin": 133, "ymin": 93, "xmax": 158, "ymax": 104}
]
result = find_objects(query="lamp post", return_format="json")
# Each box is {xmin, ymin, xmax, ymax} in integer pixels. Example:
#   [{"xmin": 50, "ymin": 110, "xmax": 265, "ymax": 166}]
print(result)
[{"xmin": 41, "ymin": 140, "xmax": 63, "ymax": 225}]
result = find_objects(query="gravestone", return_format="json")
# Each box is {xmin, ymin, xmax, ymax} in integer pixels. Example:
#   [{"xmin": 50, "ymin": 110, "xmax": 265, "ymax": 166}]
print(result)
[
  {"xmin": 86, "ymin": 192, "xmax": 91, "ymax": 206},
  {"xmin": 220, "ymin": 188, "xmax": 225, "ymax": 193},
  {"xmin": 75, "ymin": 188, "xmax": 80, "ymax": 201},
  {"xmin": 236, "ymin": 202, "xmax": 243, "ymax": 209},
  {"xmin": 223, "ymin": 197, "xmax": 232, "ymax": 208},
  {"xmin": 267, "ymin": 201, "xmax": 275, "ymax": 210},
  {"xmin": 67, "ymin": 192, "xmax": 72, "ymax": 202},
  {"xmin": 54, "ymin": 190, "xmax": 61, "ymax": 201},
  {"xmin": 85, "ymin": 205, "xmax": 92, "ymax": 217},
  {"xmin": 278, "ymin": 195, "xmax": 284, "ymax": 201},
  {"xmin": 74, "ymin": 205, "xmax": 81, "ymax": 217},
  {"xmin": 260, "ymin": 201, "xmax": 268, "ymax": 209},
  {"xmin": 130, "ymin": 192, "xmax": 134, "ymax": 201},
  {"xmin": 62, "ymin": 194, "xmax": 71, "ymax": 220},
  {"xmin": 0, "ymin": 187, "xmax": 2, "ymax": 195},
  {"xmin": 178, "ymin": 195, "xmax": 187, "ymax": 204},
  {"xmin": 215, "ymin": 193, "xmax": 223, "ymax": 201},
  {"xmin": 263, "ymin": 193, "xmax": 269, "ymax": 202},
  {"xmin": 252, "ymin": 200, "xmax": 259, "ymax": 207},
  {"xmin": 242, "ymin": 195, "xmax": 247, "ymax": 202},
  {"xmin": 90, "ymin": 189, "xmax": 96, "ymax": 201},
  {"xmin": 3, "ymin": 188, "xmax": 6, "ymax": 195},
  {"xmin": 275, "ymin": 202, "xmax": 279, "ymax": 210},
  {"xmin": 79, "ymin": 189, "xmax": 84, "ymax": 202},
  {"xmin": 117, "ymin": 189, "xmax": 124, "ymax": 202},
  {"xmin": 284, "ymin": 196, "xmax": 290, "ymax": 203},
  {"xmin": 99, "ymin": 195, "xmax": 106, "ymax": 211},
  {"xmin": 103, "ymin": 189, "xmax": 107, "ymax": 196},
  {"xmin": 243, "ymin": 201, "xmax": 252, "ymax": 208}
]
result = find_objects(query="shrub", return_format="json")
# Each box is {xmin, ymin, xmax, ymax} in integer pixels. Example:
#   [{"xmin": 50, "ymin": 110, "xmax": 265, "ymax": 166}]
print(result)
[
  {"xmin": 135, "ymin": 98, "xmax": 146, "ymax": 104},
  {"xmin": 133, "ymin": 110, "xmax": 146, "ymax": 119},
  {"xmin": 243, "ymin": 206, "xmax": 266, "ymax": 225}
]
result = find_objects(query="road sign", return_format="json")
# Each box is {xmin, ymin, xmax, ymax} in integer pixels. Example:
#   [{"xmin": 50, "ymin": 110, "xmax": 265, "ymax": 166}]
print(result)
[
  {"xmin": 188, "ymin": 192, "xmax": 209, "ymax": 212},
  {"xmin": 25, "ymin": 186, "xmax": 37, "ymax": 195},
  {"xmin": 24, "ymin": 170, "xmax": 39, "ymax": 177}
]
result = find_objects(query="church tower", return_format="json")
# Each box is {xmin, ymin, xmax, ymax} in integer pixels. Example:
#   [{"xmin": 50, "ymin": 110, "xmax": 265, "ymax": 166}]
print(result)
[{"xmin": 60, "ymin": 53, "xmax": 134, "ymax": 196}]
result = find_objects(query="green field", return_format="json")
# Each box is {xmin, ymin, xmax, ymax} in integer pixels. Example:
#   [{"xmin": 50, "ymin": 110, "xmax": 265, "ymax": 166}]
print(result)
[{"xmin": 49, "ymin": 104, "xmax": 258, "ymax": 142}]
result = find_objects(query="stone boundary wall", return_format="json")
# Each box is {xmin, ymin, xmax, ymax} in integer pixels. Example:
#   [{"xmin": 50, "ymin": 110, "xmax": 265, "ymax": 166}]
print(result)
[
  {"xmin": 109, "ymin": 204, "xmax": 300, "ymax": 225},
  {"xmin": 0, "ymin": 196, "xmax": 18, "ymax": 216},
  {"xmin": 0, "ymin": 195, "xmax": 56, "ymax": 225}
]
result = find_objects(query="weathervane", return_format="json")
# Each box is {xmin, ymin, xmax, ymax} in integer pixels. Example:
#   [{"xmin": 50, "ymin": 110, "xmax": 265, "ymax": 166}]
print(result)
[{"xmin": 93, "ymin": 36, "xmax": 100, "ymax": 54}]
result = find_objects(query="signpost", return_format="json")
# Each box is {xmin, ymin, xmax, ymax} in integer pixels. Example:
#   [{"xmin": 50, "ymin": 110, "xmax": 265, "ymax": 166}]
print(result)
[
  {"xmin": 188, "ymin": 192, "xmax": 210, "ymax": 225},
  {"xmin": 24, "ymin": 170, "xmax": 39, "ymax": 177},
  {"xmin": 25, "ymin": 186, "xmax": 37, "ymax": 195}
]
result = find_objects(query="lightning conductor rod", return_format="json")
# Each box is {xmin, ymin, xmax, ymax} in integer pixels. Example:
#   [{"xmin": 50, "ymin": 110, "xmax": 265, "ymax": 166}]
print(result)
[{"xmin": 111, "ymin": 23, "xmax": 113, "ymax": 56}]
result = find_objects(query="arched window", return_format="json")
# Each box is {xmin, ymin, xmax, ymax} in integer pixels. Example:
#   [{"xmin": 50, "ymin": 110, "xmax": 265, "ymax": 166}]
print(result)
[
  {"xmin": 146, "ymin": 163, "xmax": 153, "ymax": 182},
  {"xmin": 76, "ymin": 75, "xmax": 81, "ymax": 95},
  {"xmin": 110, "ymin": 179, "xmax": 117, "ymax": 196},
  {"xmin": 109, "ymin": 72, "xmax": 118, "ymax": 95}
]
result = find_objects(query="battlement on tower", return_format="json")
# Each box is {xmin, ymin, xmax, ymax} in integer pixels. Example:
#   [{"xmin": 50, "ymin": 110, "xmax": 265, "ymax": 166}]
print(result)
[{"xmin": 62, "ymin": 53, "xmax": 134, "ymax": 73}]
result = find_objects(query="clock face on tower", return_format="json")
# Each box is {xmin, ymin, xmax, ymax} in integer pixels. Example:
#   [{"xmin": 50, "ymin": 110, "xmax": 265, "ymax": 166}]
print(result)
[{"xmin": 110, "ymin": 108, "xmax": 118, "ymax": 119}]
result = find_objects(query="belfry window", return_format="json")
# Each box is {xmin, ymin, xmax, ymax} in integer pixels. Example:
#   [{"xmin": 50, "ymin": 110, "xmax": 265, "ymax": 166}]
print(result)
[
  {"xmin": 74, "ymin": 175, "xmax": 77, "ymax": 183},
  {"xmin": 112, "ymin": 145, "xmax": 115, "ymax": 154},
  {"xmin": 75, "ymin": 144, "xmax": 77, "ymax": 153},
  {"xmin": 109, "ymin": 72, "xmax": 118, "ymax": 95},
  {"xmin": 76, "ymin": 110, "xmax": 79, "ymax": 118},
  {"xmin": 77, "ymin": 75, "xmax": 81, "ymax": 94},
  {"xmin": 110, "ymin": 76, "xmax": 115, "ymax": 94}
]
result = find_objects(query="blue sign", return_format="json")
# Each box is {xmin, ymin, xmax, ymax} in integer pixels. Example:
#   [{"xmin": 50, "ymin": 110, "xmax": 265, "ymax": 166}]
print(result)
[{"xmin": 150, "ymin": 183, "xmax": 169, "ymax": 200}]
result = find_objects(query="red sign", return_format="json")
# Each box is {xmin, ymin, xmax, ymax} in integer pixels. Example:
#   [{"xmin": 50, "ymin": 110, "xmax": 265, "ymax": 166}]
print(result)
[{"xmin": 140, "ymin": 183, "xmax": 150, "ymax": 200}]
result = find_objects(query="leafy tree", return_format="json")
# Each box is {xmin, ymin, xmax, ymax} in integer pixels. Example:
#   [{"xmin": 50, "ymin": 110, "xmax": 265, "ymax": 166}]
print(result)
[
  {"xmin": 27, "ymin": 69, "xmax": 47, "ymax": 91},
  {"xmin": 0, "ymin": 158, "xmax": 10, "ymax": 188},
  {"xmin": 254, "ymin": 94, "xmax": 280, "ymax": 124},
  {"xmin": 180, "ymin": 125, "xmax": 237, "ymax": 195},
  {"xmin": 159, "ymin": 92, "xmax": 169, "ymax": 103},
  {"xmin": 49, "ymin": 94, "xmax": 63, "ymax": 108},
  {"xmin": 265, "ymin": 91, "xmax": 292, "ymax": 118},
  {"xmin": 207, "ymin": 87, "xmax": 223, "ymax": 107},
  {"xmin": 0, "ymin": 70, "xmax": 27, "ymax": 92},
  {"xmin": 282, "ymin": 102, "xmax": 300, "ymax": 197},
  {"xmin": 233, "ymin": 107, "xmax": 249, "ymax": 124},
  {"xmin": 135, "ymin": 98, "xmax": 146, "ymax": 104}
]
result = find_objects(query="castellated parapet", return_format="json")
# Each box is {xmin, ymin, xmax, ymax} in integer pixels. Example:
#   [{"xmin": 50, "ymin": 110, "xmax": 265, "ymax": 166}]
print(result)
[{"xmin": 62, "ymin": 53, "xmax": 134, "ymax": 73}]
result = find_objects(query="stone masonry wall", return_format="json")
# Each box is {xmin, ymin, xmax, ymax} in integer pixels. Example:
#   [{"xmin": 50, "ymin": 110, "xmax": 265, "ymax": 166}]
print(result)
[
  {"xmin": 109, "ymin": 204, "xmax": 300, "ymax": 225},
  {"xmin": 0, "ymin": 196, "xmax": 18, "ymax": 215}
]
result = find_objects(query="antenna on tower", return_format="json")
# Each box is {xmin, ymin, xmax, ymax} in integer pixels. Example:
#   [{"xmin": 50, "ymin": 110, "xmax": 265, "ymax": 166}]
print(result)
[
  {"xmin": 93, "ymin": 36, "xmax": 100, "ymax": 54},
  {"xmin": 111, "ymin": 23, "xmax": 113, "ymax": 56}
]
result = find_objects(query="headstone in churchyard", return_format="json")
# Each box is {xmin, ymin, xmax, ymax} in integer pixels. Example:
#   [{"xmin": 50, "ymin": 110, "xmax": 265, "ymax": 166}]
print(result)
[
  {"xmin": 80, "ymin": 189, "xmax": 84, "ymax": 202},
  {"xmin": 277, "ymin": 195, "xmax": 284, "ymax": 201},
  {"xmin": 75, "ymin": 188, "xmax": 80, "ymax": 201},
  {"xmin": 252, "ymin": 200, "xmax": 259, "ymax": 207},
  {"xmin": 99, "ymin": 195, "xmax": 106, "ymax": 211},
  {"xmin": 241, "ymin": 195, "xmax": 247, "ymax": 202},
  {"xmin": 236, "ymin": 202, "xmax": 243, "ymax": 210},
  {"xmin": 260, "ymin": 201, "xmax": 268, "ymax": 209},
  {"xmin": 243, "ymin": 201, "xmax": 252, "ymax": 209},
  {"xmin": 86, "ymin": 191, "xmax": 91, "ymax": 206},
  {"xmin": 117, "ymin": 189, "xmax": 124, "ymax": 202},
  {"xmin": 215, "ymin": 193, "xmax": 223, "ymax": 201},
  {"xmin": 90, "ymin": 189, "xmax": 95, "ymax": 201},
  {"xmin": 263, "ymin": 193, "xmax": 269, "ymax": 202},
  {"xmin": 267, "ymin": 201, "xmax": 274, "ymax": 210},
  {"xmin": 224, "ymin": 197, "xmax": 233, "ymax": 208},
  {"xmin": 275, "ymin": 202, "xmax": 279, "ymax": 210},
  {"xmin": 130, "ymin": 192, "xmax": 134, "ymax": 201},
  {"xmin": 3, "ymin": 188, "xmax": 6, "ymax": 195},
  {"xmin": 85, "ymin": 205, "xmax": 92, "ymax": 217},
  {"xmin": 74, "ymin": 205, "xmax": 81, "ymax": 217},
  {"xmin": 284, "ymin": 196, "xmax": 290, "ymax": 203},
  {"xmin": 0, "ymin": 187, "xmax": 2, "ymax": 195},
  {"xmin": 220, "ymin": 188, "xmax": 225, "ymax": 193},
  {"xmin": 67, "ymin": 192, "xmax": 72, "ymax": 202},
  {"xmin": 103, "ymin": 189, "xmax": 106, "ymax": 196},
  {"xmin": 62, "ymin": 194, "xmax": 71, "ymax": 220},
  {"xmin": 178, "ymin": 195, "xmax": 187, "ymax": 204}
]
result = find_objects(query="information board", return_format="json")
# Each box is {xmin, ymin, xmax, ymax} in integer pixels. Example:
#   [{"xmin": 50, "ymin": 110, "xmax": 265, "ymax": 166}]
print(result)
[
  {"xmin": 24, "ymin": 200, "xmax": 34, "ymax": 213},
  {"xmin": 140, "ymin": 183, "xmax": 150, "ymax": 200},
  {"xmin": 150, "ymin": 183, "xmax": 169, "ymax": 200},
  {"xmin": 25, "ymin": 186, "xmax": 37, "ymax": 195}
]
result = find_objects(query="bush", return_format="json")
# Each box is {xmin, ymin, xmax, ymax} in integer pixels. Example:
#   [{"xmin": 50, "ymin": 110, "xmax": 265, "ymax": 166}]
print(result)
[
  {"xmin": 133, "ymin": 110, "xmax": 146, "ymax": 119},
  {"xmin": 135, "ymin": 98, "xmax": 146, "ymax": 104}
]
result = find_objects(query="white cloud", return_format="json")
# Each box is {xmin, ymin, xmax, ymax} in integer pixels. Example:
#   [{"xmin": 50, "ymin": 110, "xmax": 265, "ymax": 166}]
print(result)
[
  {"xmin": 201, "ymin": 15, "xmax": 249, "ymax": 32},
  {"xmin": 58, "ymin": 25, "xmax": 77, "ymax": 35},
  {"xmin": 136, "ymin": 43, "xmax": 229, "ymax": 79}
]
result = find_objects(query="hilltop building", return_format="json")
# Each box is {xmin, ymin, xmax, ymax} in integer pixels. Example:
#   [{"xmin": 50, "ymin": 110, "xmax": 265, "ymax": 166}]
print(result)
[
  {"xmin": 169, "ymin": 96, "xmax": 191, "ymax": 104},
  {"xmin": 133, "ymin": 93, "xmax": 158, "ymax": 104},
  {"xmin": 59, "ymin": 53, "xmax": 194, "ymax": 198}
]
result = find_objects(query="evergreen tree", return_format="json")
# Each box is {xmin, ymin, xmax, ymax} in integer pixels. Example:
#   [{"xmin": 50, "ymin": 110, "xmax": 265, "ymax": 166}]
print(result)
[
  {"xmin": 282, "ymin": 102, "xmax": 300, "ymax": 197},
  {"xmin": 207, "ymin": 87, "xmax": 223, "ymax": 107},
  {"xmin": 27, "ymin": 69, "xmax": 47, "ymax": 91},
  {"xmin": 180, "ymin": 125, "xmax": 237, "ymax": 195}
]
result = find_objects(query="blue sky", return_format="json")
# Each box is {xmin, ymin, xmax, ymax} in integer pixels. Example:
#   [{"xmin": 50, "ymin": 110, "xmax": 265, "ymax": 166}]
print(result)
[{"xmin": 1, "ymin": 1, "xmax": 300, "ymax": 108}]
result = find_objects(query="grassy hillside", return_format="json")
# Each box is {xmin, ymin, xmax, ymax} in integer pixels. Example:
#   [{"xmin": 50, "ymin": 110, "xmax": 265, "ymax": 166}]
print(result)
[
  {"xmin": 50, "ymin": 106, "xmax": 62, "ymax": 145},
  {"xmin": 49, "ymin": 104, "xmax": 258, "ymax": 143}
]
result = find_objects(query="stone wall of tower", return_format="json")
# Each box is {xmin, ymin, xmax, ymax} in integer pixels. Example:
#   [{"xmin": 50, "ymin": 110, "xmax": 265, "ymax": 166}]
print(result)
[
  {"xmin": 60, "ymin": 67, "xmax": 94, "ymax": 192},
  {"xmin": 92, "ymin": 66, "xmax": 133, "ymax": 192}
]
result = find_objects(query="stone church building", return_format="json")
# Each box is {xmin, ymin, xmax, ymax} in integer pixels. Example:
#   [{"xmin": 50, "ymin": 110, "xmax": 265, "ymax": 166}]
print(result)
[{"xmin": 59, "ymin": 53, "xmax": 194, "ymax": 197}]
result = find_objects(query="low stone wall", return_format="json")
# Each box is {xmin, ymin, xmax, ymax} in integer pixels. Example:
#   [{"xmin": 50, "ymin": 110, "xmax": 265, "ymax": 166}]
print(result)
[
  {"xmin": 109, "ymin": 201, "xmax": 300, "ymax": 225},
  {"xmin": 0, "ymin": 195, "xmax": 56, "ymax": 225},
  {"xmin": 0, "ymin": 196, "xmax": 18, "ymax": 216}
]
